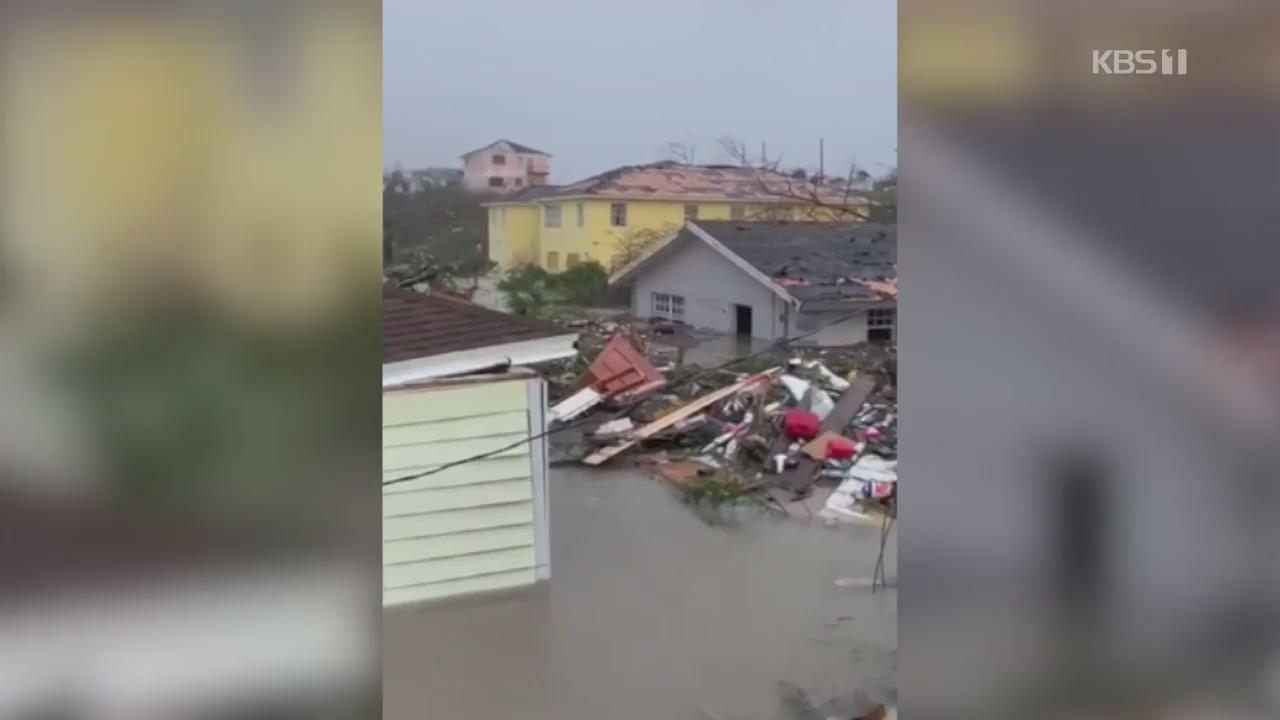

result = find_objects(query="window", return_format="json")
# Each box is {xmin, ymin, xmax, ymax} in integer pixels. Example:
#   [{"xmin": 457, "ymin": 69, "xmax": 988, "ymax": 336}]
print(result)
[
  {"xmin": 488, "ymin": 177, "xmax": 504, "ymax": 188},
  {"xmin": 544, "ymin": 203, "xmax": 562, "ymax": 228},
  {"xmin": 546, "ymin": 251, "xmax": 560, "ymax": 270},
  {"xmin": 684, "ymin": 204, "xmax": 699, "ymax": 220},
  {"xmin": 610, "ymin": 202, "xmax": 627, "ymax": 227},
  {"xmin": 867, "ymin": 307, "xmax": 895, "ymax": 341},
  {"xmin": 492, "ymin": 154, "xmax": 506, "ymax": 165},
  {"xmin": 651, "ymin": 292, "xmax": 685, "ymax": 320},
  {"xmin": 576, "ymin": 202, "xmax": 584, "ymax": 227},
  {"xmin": 514, "ymin": 177, "xmax": 524, "ymax": 187},
  {"xmin": 730, "ymin": 204, "xmax": 746, "ymax": 220},
  {"xmin": 566, "ymin": 253, "xmax": 581, "ymax": 268},
  {"xmin": 766, "ymin": 205, "xmax": 792, "ymax": 221}
]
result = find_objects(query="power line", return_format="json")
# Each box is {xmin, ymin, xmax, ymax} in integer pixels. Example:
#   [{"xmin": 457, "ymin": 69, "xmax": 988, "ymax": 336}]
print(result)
[{"xmin": 381, "ymin": 310, "xmax": 873, "ymax": 487}]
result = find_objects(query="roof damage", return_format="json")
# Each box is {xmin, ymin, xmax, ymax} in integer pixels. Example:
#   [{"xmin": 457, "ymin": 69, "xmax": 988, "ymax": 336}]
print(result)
[
  {"xmin": 485, "ymin": 161, "xmax": 869, "ymax": 206},
  {"xmin": 701, "ymin": 221, "xmax": 897, "ymax": 303}
]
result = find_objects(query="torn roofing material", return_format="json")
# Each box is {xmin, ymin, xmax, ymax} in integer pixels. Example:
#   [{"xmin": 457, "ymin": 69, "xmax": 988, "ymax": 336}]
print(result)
[
  {"xmin": 382, "ymin": 287, "xmax": 571, "ymax": 364},
  {"xmin": 482, "ymin": 184, "xmax": 566, "ymax": 203},
  {"xmin": 488, "ymin": 161, "xmax": 868, "ymax": 205}
]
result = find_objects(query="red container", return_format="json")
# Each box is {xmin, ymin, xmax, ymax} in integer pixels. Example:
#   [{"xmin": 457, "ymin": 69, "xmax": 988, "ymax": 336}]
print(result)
[
  {"xmin": 782, "ymin": 409, "xmax": 821, "ymax": 440},
  {"xmin": 825, "ymin": 436, "xmax": 856, "ymax": 460}
]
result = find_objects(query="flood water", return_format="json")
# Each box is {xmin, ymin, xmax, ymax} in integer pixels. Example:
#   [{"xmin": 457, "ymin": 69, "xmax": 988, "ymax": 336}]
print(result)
[{"xmin": 383, "ymin": 467, "xmax": 897, "ymax": 720}]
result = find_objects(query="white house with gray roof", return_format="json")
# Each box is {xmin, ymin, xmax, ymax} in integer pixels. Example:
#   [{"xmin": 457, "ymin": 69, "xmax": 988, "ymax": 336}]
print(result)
[{"xmin": 610, "ymin": 221, "xmax": 897, "ymax": 345}]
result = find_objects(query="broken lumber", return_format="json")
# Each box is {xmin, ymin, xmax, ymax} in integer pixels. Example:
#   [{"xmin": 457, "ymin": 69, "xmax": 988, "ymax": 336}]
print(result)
[
  {"xmin": 549, "ymin": 387, "xmax": 604, "ymax": 423},
  {"xmin": 581, "ymin": 368, "xmax": 781, "ymax": 466}
]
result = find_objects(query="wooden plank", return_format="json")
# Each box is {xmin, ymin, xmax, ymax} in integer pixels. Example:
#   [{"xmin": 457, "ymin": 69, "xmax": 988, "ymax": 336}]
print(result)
[
  {"xmin": 383, "ymin": 479, "xmax": 533, "ymax": 517},
  {"xmin": 383, "ymin": 525, "xmax": 535, "ymax": 565},
  {"xmin": 383, "ymin": 568, "xmax": 537, "ymax": 607},
  {"xmin": 581, "ymin": 368, "xmax": 780, "ymax": 466},
  {"xmin": 548, "ymin": 387, "xmax": 603, "ymax": 423}
]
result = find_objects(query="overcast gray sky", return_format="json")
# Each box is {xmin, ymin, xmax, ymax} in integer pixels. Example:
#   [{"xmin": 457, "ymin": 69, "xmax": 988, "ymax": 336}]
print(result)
[{"xmin": 384, "ymin": 0, "xmax": 897, "ymax": 183}]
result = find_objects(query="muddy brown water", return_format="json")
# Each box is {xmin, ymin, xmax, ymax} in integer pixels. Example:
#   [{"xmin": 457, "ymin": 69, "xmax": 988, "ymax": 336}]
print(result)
[{"xmin": 383, "ymin": 467, "xmax": 896, "ymax": 720}]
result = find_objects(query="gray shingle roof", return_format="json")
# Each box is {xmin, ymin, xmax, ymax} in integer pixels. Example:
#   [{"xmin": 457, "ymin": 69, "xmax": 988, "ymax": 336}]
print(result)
[{"xmin": 696, "ymin": 222, "xmax": 896, "ymax": 303}]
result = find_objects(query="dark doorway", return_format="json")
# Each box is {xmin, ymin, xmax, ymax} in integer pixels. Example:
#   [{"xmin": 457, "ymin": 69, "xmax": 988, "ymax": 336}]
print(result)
[{"xmin": 733, "ymin": 304, "xmax": 753, "ymax": 337}]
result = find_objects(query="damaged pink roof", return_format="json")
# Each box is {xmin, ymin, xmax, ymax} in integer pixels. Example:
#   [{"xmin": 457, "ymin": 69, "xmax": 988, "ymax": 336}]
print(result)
[
  {"xmin": 545, "ymin": 161, "xmax": 866, "ymax": 205},
  {"xmin": 857, "ymin": 277, "xmax": 898, "ymax": 299}
]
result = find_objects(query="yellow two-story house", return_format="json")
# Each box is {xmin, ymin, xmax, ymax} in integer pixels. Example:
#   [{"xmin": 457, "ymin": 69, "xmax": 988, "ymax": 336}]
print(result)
[{"xmin": 485, "ymin": 161, "xmax": 868, "ymax": 272}]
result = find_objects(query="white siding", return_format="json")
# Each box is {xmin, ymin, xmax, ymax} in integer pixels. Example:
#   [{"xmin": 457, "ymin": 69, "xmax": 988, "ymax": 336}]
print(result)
[
  {"xmin": 629, "ymin": 240, "xmax": 790, "ymax": 340},
  {"xmin": 795, "ymin": 310, "xmax": 870, "ymax": 346},
  {"xmin": 382, "ymin": 375, "xmax": 549, "ymax": 607}
]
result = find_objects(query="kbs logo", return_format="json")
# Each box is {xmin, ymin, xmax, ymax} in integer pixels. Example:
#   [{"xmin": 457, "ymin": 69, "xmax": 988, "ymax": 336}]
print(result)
[{"xmin": 1092, "ymin": 49, "xmax": 1187, "ymax": 75}]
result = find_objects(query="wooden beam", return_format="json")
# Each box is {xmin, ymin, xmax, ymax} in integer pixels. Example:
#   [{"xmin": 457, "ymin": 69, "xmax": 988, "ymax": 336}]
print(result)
[{"xmin": 581, "ymin": 368, "xmax": 781, "ymax": 466}]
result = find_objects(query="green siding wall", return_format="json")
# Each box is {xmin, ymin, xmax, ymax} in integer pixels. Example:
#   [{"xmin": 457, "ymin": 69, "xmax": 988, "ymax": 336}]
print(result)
[{"xmin": 383, "ymin": 377, "xmax": 541, "ymax": 606}]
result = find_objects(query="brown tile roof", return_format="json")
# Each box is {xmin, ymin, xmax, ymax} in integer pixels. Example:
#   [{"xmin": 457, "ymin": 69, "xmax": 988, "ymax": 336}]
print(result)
[
  {"xmin": 382, "ymin": 288, "xmax": 568, "ymax": 364},
  {"xmin": 538, "ymin": 162, "xmax": 867, "ymax": 206}
]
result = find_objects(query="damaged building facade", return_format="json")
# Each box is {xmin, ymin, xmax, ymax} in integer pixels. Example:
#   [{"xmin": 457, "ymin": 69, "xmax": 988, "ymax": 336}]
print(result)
[{"xmin": 611, "ymin": 221, "xmax": 897, "ymax": 345}]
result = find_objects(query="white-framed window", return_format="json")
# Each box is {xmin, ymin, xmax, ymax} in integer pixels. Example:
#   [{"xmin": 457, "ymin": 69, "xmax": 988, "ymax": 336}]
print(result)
[
  {"xmin": 610, "ymin": 202, "xmax": 627, "ymax": 227},
  {"xmin": 576, "ymin": 202, "xmax": 584, "ymax": 227},
  {"xmin": 546, "ymin": 251, "xmax": 560, "ymax": 270},
  {"xmin": 867, "ymin": 307, "xmax": 895, "ymax": 341},
  {"xmin": 684, "ymin": 204, "xmax": 699, "ymax": 220},
  {"xmin": 651, "ymin": 292, "xmax": 685, "ymax": 320},
  {"xmin": 488, "ymin": 176, "xmax": 504, "ymax": 188},
  {"xmin": 492, "ymin": 154, "xmax": 506, "ymax": 165},
  {"xmin": 544, "ymin": 203, "xmax": 562, "ymax": 228},
  {"xmin": 730, "ymin": 204, "xmax": 746, "ymax": 220}
]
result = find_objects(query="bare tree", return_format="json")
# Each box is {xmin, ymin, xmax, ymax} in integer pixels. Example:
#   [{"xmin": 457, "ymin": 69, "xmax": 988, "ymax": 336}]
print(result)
[
  {"xmin": 716, "ymin": 135, "xmax": 876, "ymax": 222},
  {"xmin": 718, "ymin": 135, "xmax": 784, "ymax": 171},
  {"xmin": 606, "ymin": 224, "xmax": 679, "ymax": 272},
  {"xmin": 665, "ymin": 141, "xmax": 697, "ymax": 164}
]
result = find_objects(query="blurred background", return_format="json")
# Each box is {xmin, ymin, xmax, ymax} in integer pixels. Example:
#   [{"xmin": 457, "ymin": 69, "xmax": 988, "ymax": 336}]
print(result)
[
  {"xmin": 900, "ymin": 1, "xmax": 1280, "ymax": 718},
  {"xmin": 0, "ymin": 2, "xmax": 380, "ymax": 718}
]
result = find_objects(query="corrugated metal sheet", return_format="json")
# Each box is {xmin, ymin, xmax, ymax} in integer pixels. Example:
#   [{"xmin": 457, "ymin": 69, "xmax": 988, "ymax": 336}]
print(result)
[{"xmin": 383, "ymin": 376, "xmax": 545, "ymax": 606}]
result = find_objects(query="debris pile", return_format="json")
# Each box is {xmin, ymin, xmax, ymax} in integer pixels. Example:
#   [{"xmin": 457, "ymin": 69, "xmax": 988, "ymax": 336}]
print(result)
[{"xmin": 549, "ymin": 329, "xmax": 898, "ymax": 523}]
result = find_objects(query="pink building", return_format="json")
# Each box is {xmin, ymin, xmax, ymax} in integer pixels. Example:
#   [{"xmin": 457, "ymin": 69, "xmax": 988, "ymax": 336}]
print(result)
[{"xmin": 460, "ymin": 139, "xmax": 551, "ymax": 193}]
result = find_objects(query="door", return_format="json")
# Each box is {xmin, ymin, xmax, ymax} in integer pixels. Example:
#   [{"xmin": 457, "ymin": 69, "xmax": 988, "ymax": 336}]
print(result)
[{"xmin": 734, "ymin": 304, "xmax": 753, "ymax": 337}]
